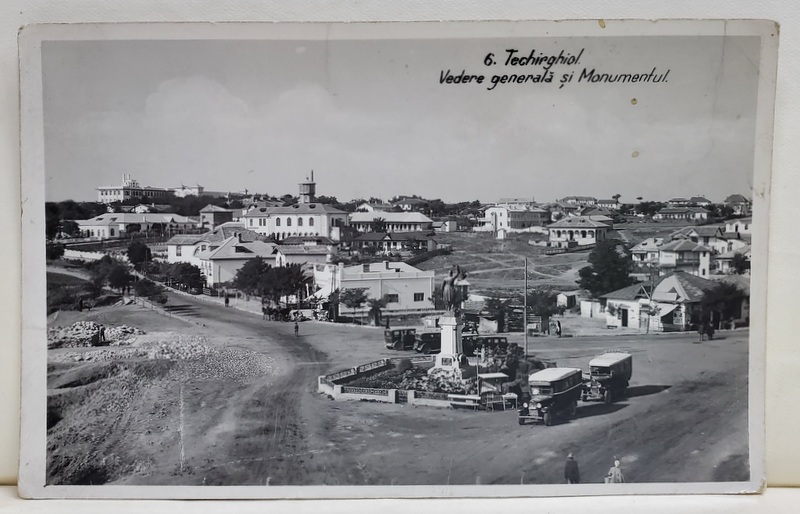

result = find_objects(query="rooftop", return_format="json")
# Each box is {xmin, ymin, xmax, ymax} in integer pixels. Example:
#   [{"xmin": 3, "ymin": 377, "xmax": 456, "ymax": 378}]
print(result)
[
  {"xmin": 548, "ymin": 216, "xmax": 611, "ymax": 229},
  {"xmin": 242, "ymin": 203, "xmax": 347, "ymax": 216},
  {"xmin": 589, "ymin": 352, "xmax": 632, "ymax": 367},
  {"xmin": 528, "ymin": 368, "xmax": 582, "ymax": 384},
  {"xmin": 349, "ymin": 212, "xmax": 433, "ymax": 224}
]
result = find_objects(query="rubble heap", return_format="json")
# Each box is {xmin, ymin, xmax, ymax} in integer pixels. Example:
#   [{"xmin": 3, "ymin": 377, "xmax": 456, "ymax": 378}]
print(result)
[{"xmin": 47, "ymin": 321, "xmax": 145, "ymax": 349}]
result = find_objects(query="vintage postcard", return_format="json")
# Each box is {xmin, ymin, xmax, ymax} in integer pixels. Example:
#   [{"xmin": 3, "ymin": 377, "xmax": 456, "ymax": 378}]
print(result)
[{"xmin": 18, "ymin": 20, "xmax": 776, "ymax": 499}]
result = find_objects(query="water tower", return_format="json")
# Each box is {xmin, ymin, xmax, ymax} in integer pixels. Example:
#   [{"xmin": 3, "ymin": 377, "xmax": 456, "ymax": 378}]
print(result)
[{"xmin": 299, "ymin": 170, "xmax": 316, "ymax": 204}]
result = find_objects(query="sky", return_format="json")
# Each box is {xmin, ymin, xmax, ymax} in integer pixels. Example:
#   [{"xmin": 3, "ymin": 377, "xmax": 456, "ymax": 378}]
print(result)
[{"xmin": 41, "ymin": 34, "xmax": 761, "ymax": 204}]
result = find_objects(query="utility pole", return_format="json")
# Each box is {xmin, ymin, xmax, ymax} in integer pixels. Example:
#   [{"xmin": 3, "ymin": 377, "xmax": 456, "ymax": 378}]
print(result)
[{"xmin": 523, "ymin": 258, "xmax": 528, "ymax": 357}]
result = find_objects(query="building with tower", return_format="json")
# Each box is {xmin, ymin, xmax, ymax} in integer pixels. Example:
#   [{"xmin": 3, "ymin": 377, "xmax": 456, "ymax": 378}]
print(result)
[{"xmin": 241, "ymin": 172, "xmax": 349, "ymax": 242}]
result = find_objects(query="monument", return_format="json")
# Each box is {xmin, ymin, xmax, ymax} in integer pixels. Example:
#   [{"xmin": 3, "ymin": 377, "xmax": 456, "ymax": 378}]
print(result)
[{"xmin": 435, "ymin": 265, "xmax": 468, "ymax": 371}]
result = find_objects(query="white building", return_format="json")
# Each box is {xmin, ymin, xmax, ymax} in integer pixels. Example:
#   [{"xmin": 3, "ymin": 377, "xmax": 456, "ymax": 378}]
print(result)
[
  {"xmin": 312, "ymin": 261, "xmax": 435, "ymax": 314},
  {"xmin": 196, "ymin": 236, "xmax": 278, "ymax": 288},
  {"xmin": 170, "ymin": 184, "xmax": 205, "ymax": 198},
  {"xmin": 602, "ymin": 272, "xmax": 719, "ymax": 332},
  {"xmin": 475, "ymin": 205, "xmax": 549, "ymax": 233},
  {"xmin": 547, "ymin": 216, "xmax": 610, "ymax": 248},
  {"xmin": 97, "ymin": 175, "xmax": 172, "ymax": 204},
  {"xmin": 241, "ymin": 175, "xmax": 349, "ymax": 242},
  {"xmin": 653, "ymin": 206, "xmax": 710, "ymax": 221},
  {"xmin": 76, "ymin": 212, "xmax": 196, "ymax": 240},
  {"xmin": 165, "ymin": 225, "xmax": 264, "ymax": 267},
  {"xmin": 656, "ymin": 239, "xmax": 712, "ymax": 278},
  {"xmin": 630, "ymin": 237, "xmax": 664, "ymax": 264},
  {"xmin": 349, "ymin": 211, "xmax": 433, "ymax": 233},
  {"xmin": 725, "ymin": 217, "xmax": 752, "ymax": 236}
]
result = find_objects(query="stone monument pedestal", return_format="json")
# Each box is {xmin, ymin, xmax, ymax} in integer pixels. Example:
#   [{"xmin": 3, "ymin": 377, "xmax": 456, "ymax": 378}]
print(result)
[{"xmin": 434, "ymin": 314, "xmax": 463, "ymax": 371}]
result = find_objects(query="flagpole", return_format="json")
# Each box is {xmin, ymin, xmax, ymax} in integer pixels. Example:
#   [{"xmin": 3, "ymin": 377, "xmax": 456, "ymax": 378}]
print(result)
[{"xmin": 524, "ymin": 258, "xmax": 528, "ymax": 358}]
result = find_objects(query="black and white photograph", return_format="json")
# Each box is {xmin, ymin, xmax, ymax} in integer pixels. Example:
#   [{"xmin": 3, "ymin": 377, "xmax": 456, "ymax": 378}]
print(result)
[{"xmin": 18, "ymin": 20, "xmax": 775, "ymax": 499}]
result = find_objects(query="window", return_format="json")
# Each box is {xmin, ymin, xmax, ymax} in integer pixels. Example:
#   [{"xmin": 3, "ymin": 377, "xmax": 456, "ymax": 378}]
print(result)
[
  {"xmin": 287, "ymin": 218, "xmax": 292, "ymax": 227},
  {"xmin": 414, "ymin": 292, "xmax": 424, "ymax": 302},
  {"xmin": 276, "ymin": 218, "xmax": 281, "ymax": 227},
  {"xmin": 110, "ymin": 228, "xmax": 115, "ymax": 236},
  {"xmin": 386, "ymin": 294, "xmax": 399, "ymax": 303},
  {"xmin": 176, "ymin": 246, "xmax": 182, "ymax": 256},
  {"xmin": 298, "ymin": 217, "xmax": 304, "ymax": 226},
  {"xmin": 309, "ymin": 217, "xmax": 314, "ymax": 226},
  {"xmin": 249, "ymin": 219, "xmax": 253, "ymax": 227}
]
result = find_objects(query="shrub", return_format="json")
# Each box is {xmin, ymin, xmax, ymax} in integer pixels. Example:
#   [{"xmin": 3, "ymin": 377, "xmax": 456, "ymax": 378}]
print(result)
[{"xmin": 397, "ymin": 358, "xmax": 413, "ymax": 373}]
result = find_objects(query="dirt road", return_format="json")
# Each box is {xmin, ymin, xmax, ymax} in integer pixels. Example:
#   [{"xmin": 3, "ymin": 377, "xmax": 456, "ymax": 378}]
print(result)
[{"xmin": 47, "ymin": 286, "xmax": 750, "ymax": 486}]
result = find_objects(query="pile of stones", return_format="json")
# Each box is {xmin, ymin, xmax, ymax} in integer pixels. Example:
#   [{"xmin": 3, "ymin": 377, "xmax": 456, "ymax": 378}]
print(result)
[{"xmin": 47, "ymin": 321, "xmax": 144, "ymax": 349}]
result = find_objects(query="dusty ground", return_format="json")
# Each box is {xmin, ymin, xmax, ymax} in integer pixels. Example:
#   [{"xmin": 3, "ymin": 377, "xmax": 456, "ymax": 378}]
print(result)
[{"xmin": 46, "ymin": 281, "xmax": 750, "ymax": 486}]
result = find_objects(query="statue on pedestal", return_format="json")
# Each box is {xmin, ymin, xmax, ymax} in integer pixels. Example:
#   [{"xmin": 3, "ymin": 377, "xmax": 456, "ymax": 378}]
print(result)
[{"xmin": 442, "ymin": 265, "xmax": 468, "ymax": 314}]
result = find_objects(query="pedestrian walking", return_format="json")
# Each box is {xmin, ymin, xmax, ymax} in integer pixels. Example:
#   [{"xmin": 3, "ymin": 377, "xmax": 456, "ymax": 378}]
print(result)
[
  {"xmin": 224, "ymin": 295, "xmax": 230, "ymax": 308},
  {"xmin": 697, "ymin": 323, "xmax": 706, "ymax": 342},
  {"xmin": 605, "ymin": 459, "xmax": 625, "ymax": 484},
  {"xmin": 78, "ymin": 298, "xmax": 83, "ymax": 312},
  {"xmin": 294, "ymin": 322, "xmax": 299, "ymax": 337},
  {"xmin": 99, "ymin": 327, "xmax": 106, "ymax": 343},
  {"xmin": 564, "ymin": 453, "xmax": 580, "ymax": 484},
  {"xmin": 706, "ymin": 322, "xmax": 715, "ymax": 340},
  {"xmin": 556, "ymin": 320, "xmax": 562, "ymax": 338},
  {"xmin": 262, "ymin": 305, "xmax": 268, "ymax": 321}
]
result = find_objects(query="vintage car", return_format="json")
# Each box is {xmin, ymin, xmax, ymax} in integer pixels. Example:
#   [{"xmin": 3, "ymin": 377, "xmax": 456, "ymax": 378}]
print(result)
[
  {"xmin": 474, "ymin": 336, "xmax": 510, "ymax": 354},
  {"xmin": 461, "ymin": 334, "xmax": 479, "ymax": 357},
  {"xmin": 581, "ymin": 351, "xmax": 633, "ymax": 404},
  {"xmin": 413, "ymin": 330, "xmax": 442, "ymax": 354},
  {"xmin": 384, "ymin": 327, "xmax": 417, "ymax": 350},
  {"xmin": 518, "ymin": 367, "xmax": 583, "ymax": 426}
]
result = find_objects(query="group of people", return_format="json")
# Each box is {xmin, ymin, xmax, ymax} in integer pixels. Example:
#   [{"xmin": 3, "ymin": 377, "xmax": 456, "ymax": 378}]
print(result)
[{"xmin": 563, "ymin": 454, "xmax": 625, "ymax": 484}]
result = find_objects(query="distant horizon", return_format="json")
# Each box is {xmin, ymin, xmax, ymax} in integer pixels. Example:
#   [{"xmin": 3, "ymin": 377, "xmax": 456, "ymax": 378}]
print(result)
[
  {"xmin": 43, "ymin": 36, "xmax": 759, "ymax": 205},
  {"xmin": 47, "ymin": 179, "xmax": 745, "ymax": 207}
]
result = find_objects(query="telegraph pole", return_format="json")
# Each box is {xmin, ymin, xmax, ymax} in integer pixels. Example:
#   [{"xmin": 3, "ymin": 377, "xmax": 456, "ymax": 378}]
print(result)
[{"xmin": 523, "ymin": 258, "xmax": 528, "ymax": 357}]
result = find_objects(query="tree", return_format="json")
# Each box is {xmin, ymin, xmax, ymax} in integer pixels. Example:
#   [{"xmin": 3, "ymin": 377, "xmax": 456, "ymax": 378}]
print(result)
[
  {"xmin": 484, "ymin": 295, "xmax": 511, "ymax": 333},
  {"xmin": 731, "ymin": 253, "xmax": 751, "ymax": 275},
  {"xmin": 700, "ymin": 282, "xmax": 747, "ymax": 327},
  {"xmin": 577, "ymin": 241, "xmax": 636, "ymax": 298},
  {"xmin": 107, "ymin": 265, "xmax": 133, "ymax": 292},
  {"xmin": 135, "ymin": 278, "xmax": 168, "ymax": 304},
  {"xmin": 258, "ymin": 263, "xmax": 310, "ymax": 306},
  {"xmin": 340, "ymin": 288, "xmax": 368, "ymax": 323},
  {"xmin": 612, "ymin": 193, "xmax": 622, "ymax": 202},
  {"xmin": 233, "ymin": 256, "xmax": 271, "ymax": 296},
  {"xmin": 526, "ymin": 289, "xmax": 559, "ymax": 319},
  {"xmin": 367, "ymin": 296, "xmax": 388, "ymax": 326},
  {"xmin": 167, "ymin": 262, "xmax": 205, "ymax": 291},
  {"xmin": 370, "ymin": 217, "xmax": 387, "ymax": 233},
  {"xmin": 46, "ymin": 243, "xmax": 65, "ymax": 261},
  {"xmin": 327, "ymin": 288, "xmax": 341, "ymax": 321},
  {"xmin": 127, "ymin": 241, "xmax": 152, "ymax": 270}
]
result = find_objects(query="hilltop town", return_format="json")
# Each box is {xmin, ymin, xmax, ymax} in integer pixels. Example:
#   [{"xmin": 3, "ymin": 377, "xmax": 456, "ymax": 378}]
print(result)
[
  {"xmin": 47, "ymin": 172, "xmax": 751, "ymax": 334},
  {"xmin": 43, "ymin": 172, "xmax": 752, "ymax": 487}
]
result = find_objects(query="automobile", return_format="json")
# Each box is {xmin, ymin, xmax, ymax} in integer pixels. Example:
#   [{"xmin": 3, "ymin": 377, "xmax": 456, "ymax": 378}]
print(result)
[
  {"xmin": 461, "ymin": 334, "xmax": 479, "ymax": 356},
  {"xmin": 474, "ymin": 336, "xmax": 509, "ymax": 354},
  {"xmin": 581, "ymin": 351, "xmax": 633, "ymax": 404},
  {"xmin": 384, "ymin": 327, "xmax": 417, "ymax": 350},
  {"xmin": 518, "ymin": 367, "xmax": 583, "ymax": 426},
  {"xmin": 413, "ymin": 330, "xmax": 442, "ymax": 354}
]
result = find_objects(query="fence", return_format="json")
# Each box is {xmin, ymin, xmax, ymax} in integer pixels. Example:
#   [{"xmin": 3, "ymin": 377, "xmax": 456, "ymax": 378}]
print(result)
[
  {"xmin": 340, "ymin": 386, "xmax": 390, "ymax": 396},
  {"xmin": 318, "ymin": 355, "xmax": 455, "ymax": 407},
  {"xmin": 63, "ymin": 249, "xmax": 129, "ymax": 262}
]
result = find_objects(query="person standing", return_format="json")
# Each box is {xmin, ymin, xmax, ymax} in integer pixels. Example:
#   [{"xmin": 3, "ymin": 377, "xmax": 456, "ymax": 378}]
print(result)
[
  {"xmin": 605, "ymin": 459, "xmax": 625, "ymax": 483},
  {"xmin": 224, "ymin": 295, "xmax": 230, "ymax": 308},
  {"xmin": 564, "ymin": 453, "xmax": 580, "ymax": 484},
  {"xmin": 294, "ymin": 322, "xmax": 299, "ymax": 337}
]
